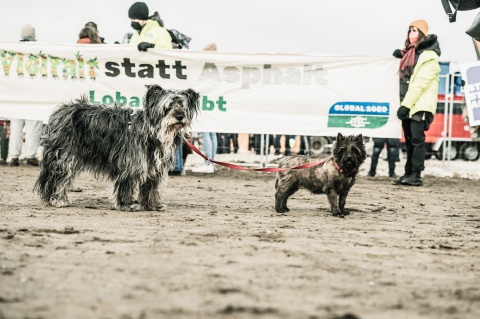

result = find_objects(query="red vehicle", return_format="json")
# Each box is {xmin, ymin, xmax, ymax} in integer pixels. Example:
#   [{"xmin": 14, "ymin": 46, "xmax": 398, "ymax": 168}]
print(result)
[{"xmin": 401, "ymin": 93, "xmax": 480, "ymax": 161}]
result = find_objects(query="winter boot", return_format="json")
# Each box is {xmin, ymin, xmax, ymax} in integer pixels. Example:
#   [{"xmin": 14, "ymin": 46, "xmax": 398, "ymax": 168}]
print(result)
[
  {"xmin": 391, "ymin": 174, "xmax": 410, "ymax": 185},
  {"xmin": 401, "ymin": 172, "xmax": 423, "ymax": 186},
  {"xmin": 10, "ymin": 158, "xmax": 19, "ymax": 167}
]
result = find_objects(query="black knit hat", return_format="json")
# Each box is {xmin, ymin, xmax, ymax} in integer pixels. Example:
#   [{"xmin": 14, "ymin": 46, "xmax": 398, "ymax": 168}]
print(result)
[{"xmin": 128, "ymin": 2, "xmax": 149, "ymax": 20}]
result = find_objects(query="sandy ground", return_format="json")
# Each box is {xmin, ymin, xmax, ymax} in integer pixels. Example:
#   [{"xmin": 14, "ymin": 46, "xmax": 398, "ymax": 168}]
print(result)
[{"xmin": 1, "ymin": 155, "xmax": 480, "ymax": 319}]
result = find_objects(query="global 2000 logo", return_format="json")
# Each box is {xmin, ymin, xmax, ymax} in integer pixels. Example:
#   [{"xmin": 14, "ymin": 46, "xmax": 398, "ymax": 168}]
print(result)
[{"xmin": 327, "ymin": 102, "xmax": 390, "ymax": 128}]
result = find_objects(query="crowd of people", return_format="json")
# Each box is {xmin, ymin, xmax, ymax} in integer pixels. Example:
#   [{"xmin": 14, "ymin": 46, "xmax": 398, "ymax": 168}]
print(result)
[{"xmin": 0, "ymin": 3, "xmax": 440, "ymax": 187}]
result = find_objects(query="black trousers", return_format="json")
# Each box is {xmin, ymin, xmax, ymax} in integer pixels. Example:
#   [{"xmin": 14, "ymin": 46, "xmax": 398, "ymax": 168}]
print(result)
[
  {"xmin": 298, "ymin": 136, "xmax": 310, "ymax": 155},
  {"xmin": 369, "ymin": 138, "xmax": 400, "ymax": 175},
  {"xmin": 0, "ymin": 123, "xmax": 8, "ymax": 161},
  {"xmin": 273, "ymin": 135, "xmax": 291, "ymax": 155},
  {"xmin": 402, "ymin": 118, "xmax": 427, "ymax": 175},
  {"xmin": 254, "ymin": 134, "xmax": 275, "ymax": 154},
  {"xmin": 217, "ymin": 133, "xmax": 238, "ymax": 154}
]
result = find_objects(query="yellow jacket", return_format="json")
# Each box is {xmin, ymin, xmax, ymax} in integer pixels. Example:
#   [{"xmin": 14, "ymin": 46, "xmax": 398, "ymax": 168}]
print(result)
[
  {"xmin": 130, "ymin": 20, "xmax": 172, "ymax": 49},
  {"xmin": 401, "ymin": 50, "xmax": 440, "ymax": 116}
]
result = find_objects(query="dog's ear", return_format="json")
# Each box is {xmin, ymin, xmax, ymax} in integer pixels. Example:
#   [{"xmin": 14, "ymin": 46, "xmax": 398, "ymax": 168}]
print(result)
[
  {"xmin": 356, "ymin": 134, "xmax": 367, "ymax": 160},
  {"xmin": 145, "ymin": 85, "xmax": 164, "ymax": 104},
  {"xmin": 182, "ymin": 88, "xmax": 200, "ymax": 108},
  {"xmin": 337, "ymin": 132, "xmax": 344, "ymax": 141}
]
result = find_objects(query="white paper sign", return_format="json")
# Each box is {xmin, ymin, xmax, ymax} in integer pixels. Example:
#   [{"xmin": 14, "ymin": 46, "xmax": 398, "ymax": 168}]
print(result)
[{"xmin": 461, "ymin": 61, "xmax": 480, "ymax": 127}]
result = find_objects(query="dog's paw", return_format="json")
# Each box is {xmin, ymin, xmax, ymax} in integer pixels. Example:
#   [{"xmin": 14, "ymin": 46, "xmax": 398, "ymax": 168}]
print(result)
[
  {"xmin": 51, "ymin": 199, "xmax": 70, "ymax": 207},
  {"xmin": 331, "ymin": 210, "xmax": 343, "ymax": 217},
  {"xmin": 154, "ymin": 203, "xmax": 167, "ymax": 211},
  {"xmin": 121, "ymin": 204, "xmax": 141, "ymax": 212},
  {"xmin": 340, "ymin": 209, "xmax": 351, "ymax": 216},
  {"xmin": 143, "ymin": 203, "xmax": 167, "ymax": 211},
  {"xmin": 275, "ymin": 207, "xmax": 289, "ymax": 213}
]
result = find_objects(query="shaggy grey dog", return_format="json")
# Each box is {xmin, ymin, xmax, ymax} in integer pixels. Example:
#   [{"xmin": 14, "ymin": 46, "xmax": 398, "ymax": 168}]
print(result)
[
  {"xmin": 35, "ymin": 85, "xmax": 199, "ymax": 211},
  {"xmin": 275, "ymin": 133, "xmax": 366, "ymax": 216}
]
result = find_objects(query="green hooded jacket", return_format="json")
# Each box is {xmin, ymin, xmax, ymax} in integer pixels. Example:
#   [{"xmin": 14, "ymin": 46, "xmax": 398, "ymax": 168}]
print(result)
[
  {"xmin": 130, "ymin": 20, "xmax": 172, "ymax": 49},
  {"xmin": 400, "ymin": 49, "xmax": 440, "ymax": 117}
]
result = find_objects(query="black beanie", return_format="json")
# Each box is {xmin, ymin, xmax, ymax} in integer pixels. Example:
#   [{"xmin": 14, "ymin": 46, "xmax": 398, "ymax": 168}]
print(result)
[{"xmin": 128, "ymin": 2, "xmax": 149, "ymax": 20}]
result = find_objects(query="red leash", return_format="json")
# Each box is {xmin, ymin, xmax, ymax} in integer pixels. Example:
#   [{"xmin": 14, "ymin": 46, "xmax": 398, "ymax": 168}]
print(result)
[{"xmin": 184, "ymin": 139, "xmax": 328, "ymax": 172}]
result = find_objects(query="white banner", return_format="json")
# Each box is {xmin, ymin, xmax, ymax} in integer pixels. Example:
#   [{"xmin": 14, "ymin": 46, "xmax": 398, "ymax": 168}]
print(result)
[
  {"xmin": 461, "ymin": 61, "xmax": 480, "ymax": 127},
  {"xmin": 0, "ymin": 42, "xmax": 402, "ymax": 137}
]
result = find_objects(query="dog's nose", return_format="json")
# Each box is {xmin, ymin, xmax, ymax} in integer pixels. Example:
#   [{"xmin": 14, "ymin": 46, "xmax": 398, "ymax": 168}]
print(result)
[{"xmin": 175, "ymin": 114, "xmax": 184, "ymax": 121}]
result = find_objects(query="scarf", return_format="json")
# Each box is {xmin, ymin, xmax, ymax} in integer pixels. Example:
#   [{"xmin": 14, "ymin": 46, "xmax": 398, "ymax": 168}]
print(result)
[{"xmin": 399, "ymin": 44, "xmax": 416, "ymax": 80}]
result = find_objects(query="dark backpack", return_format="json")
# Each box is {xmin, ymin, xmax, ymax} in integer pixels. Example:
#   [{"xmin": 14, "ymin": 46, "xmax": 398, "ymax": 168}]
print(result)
[
  {"xmin": 149, "ymin": 11, "xmax": 164, "ymax": 27},
  {"xmin": 167, "ymin": 29, "xmax": 191, "ymax": 49},
  {"xmin": 148, "ymin": 11, "xmax": 191, "ymax": 49},
  {"xmin": 441, "ymin": 0, "xmax": 480, "ymax": 22},
  {"xmin": 441, "ymin": 0, "xmax": 480, "ymax": 40}
]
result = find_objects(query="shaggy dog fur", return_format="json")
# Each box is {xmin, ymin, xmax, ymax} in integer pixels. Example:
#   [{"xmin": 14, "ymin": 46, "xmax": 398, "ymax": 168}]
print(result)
[
  {"xmin": 275, "ymin": 133, "xmax": 366, "ymax": 216},
  {"xmin": 35, "ymin": 85, "xmax": 199, "ymax": 211}
]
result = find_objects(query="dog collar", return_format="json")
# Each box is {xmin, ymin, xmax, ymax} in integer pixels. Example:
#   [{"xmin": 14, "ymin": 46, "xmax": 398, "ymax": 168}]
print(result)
[{"xmin": 333, "ymin": 161, "xmax": 357, "ymax": 177}]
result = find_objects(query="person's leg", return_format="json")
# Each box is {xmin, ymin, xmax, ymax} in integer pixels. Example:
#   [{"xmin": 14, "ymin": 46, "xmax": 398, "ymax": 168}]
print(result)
[
  {"xmin": 266, "ymin": 134, "xmax": 275, "ymax": 154},
  {"xmin": 232, "ymin": 134, "xmax": 239, "ymax": 153},
  {"xmin": 410, "ymin": 120, "xmax": 426, "ymax": 174},
  {"xmin": 254, "ymin": 134, "xmax": 261, "ymax": 154},
  {"xmin": 392, "ymin": 120, "xmax": 412, "ymax": 184},
  {"xmin": 0, "ymin": 122, "xmax": 9, "ymax": 162},
  {"xmin": 8, "ymin": 118, "xmax": 25, "ymax": 165},
  {"xmin": 216, "ymin": 133, "xmax": 225, "ymax": 154},
  {"xmin": 302, "ymin": 136, "xmax": 311, "ymax": 156},
  {"xmin": 368, "ymin": 138, "xmax": 384, "ymax": 176},
  {"xmin": 255, "ymin": 134, "xmax": 267, "ymax": 155},
  {"xmin": 298, "ymin": 136, "xmax": 305, "ymax": 155},
  {"xmin": 401, "ymin": 120, "xmax": 425, "ymax": 186},
  {"xmin": 209, "ymin": 132, "xmax": 217, "ymax": 160},
  {"xmin": 274, "ymin": 135, "xmax": 281, "ymax": 155},
  {"xmin": 24, "ymin": 120, "xmax": 43, "ymax": 165},
  {"xmin": 224, "ymin": 134, "xmax": 231, "ymax": 153},
  {"xmin": 171, "ymin": 145, "xmax": 183, "ymax": 174},
  {"xmin": 284, "ymin": 135, "xmax": 291, "ymax": 155},
  {"xmin": 202, "ymin": 132, "xmax": 212, "ymax": 159},
  {"xmin": 386, "ymin": 138, "xmax": 400, "ymax": 177},
  {"xmin": 402, "ymin": 119, "xmax": 413, "ymax": 176},
  {"xmin": 192, "ymin": 132, "xmax": 215, "ymax": 173}
]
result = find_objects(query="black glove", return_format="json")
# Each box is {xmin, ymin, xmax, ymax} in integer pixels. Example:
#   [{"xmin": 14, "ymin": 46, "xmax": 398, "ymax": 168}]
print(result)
[
  {"xmin": 393, "ymin": 49, "xmax": 402, "ymax": 58},
  {"xmin": 137, "ymin": 42, "xmax": 155, "ymax": 51},
  {"xmin": 397, "ymin": 106, "xmax": 410, "ymax": 120}
]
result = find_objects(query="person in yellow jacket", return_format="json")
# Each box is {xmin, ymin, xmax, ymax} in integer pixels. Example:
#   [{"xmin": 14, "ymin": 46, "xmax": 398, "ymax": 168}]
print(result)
[
  {"xmin": 392, "ymin": 19, "xmax": 441, "ymax": 186},
  {"xmin": 128, "ymin": 2, "xmax": 172, "ymax": 51}
]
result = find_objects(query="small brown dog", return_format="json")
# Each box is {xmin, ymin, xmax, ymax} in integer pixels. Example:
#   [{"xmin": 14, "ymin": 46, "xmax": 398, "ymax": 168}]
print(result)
[{"xmin": 275, "ymin": 133, "xmax": 366, "ymax": 216}]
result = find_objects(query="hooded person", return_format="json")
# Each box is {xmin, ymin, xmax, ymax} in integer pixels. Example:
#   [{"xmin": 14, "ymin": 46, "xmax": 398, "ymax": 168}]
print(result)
[
  {"xmin": 128, "ymin": 2, "xmax": 172, "ymax": 51},
  {"xmin": 77, "ymin": 26, "xmax": 102, "ymax": 44},
  {"xmin": 392, "ymin": 19, "xmax": 441, "ymax": 187},
  {"xmin": 85, "ymin": 21, "xmax": 106, "ymax": 43},
  {"xmin": 8, "ymin": 24, "xmax": 43, "ymax": 167},
  {"xmin": 20, "ymin": 24, "xmax": 36, "ymax": 42}
]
